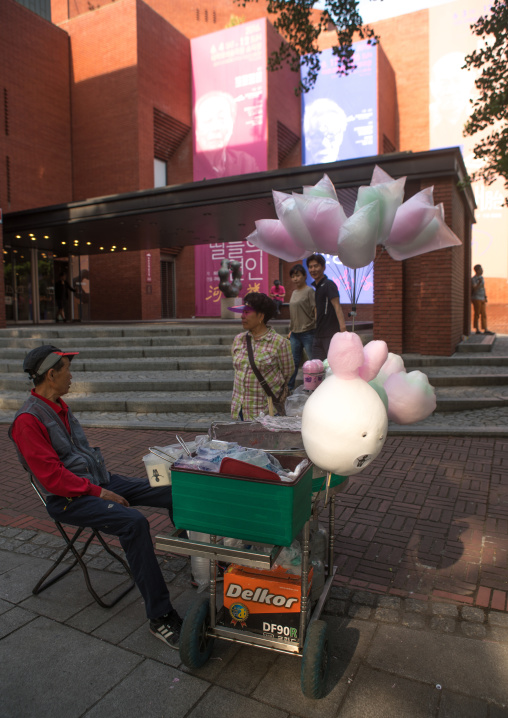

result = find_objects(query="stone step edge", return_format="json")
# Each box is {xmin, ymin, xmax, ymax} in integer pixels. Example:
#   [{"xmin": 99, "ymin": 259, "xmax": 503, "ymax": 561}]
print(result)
[{"xmin": 0, "ymin": 414, "xmax": 503, "ymax": 436}]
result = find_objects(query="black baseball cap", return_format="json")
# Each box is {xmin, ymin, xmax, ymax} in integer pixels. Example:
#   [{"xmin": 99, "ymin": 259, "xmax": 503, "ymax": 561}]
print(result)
[{"xmin": 23, "ymin": 345, "xmax": 79, "ymax": 380}]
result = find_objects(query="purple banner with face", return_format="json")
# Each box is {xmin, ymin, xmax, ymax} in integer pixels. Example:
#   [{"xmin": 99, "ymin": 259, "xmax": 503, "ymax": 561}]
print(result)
[
  {"xmin": 302, "ymin": 41, "xmax": 378, "ymax": 164},
  {"xmin": 195, "ymin": 241, "xmax": 270, "ymax": 317},
  {"xmin": 191, "ymin": 19, "xmax": 268, "ymax": 181},
  {"xmin": 192, "ymin": 20, "xmax": 269, "ymax": 316}
]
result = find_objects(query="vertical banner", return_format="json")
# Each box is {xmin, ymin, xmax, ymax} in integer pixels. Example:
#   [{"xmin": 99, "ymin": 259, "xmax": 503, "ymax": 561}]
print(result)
[
  {"xmin": 302, "ymin": 40, "xmax": 378, "ymax": 165},
  {"xmin": 428, "ymin": 0, "xmax": 507, "ymax": 294},
  {"xmin": 191, "ymin": 19, "xmax": 269, "ymax": 316},
  {"xmin": 195, "ymin": 241, "xmax": 269, "ymax": 316},
  {"xmin": 191, "ymin": 19, "xmax": 268, "ymax": 181}
]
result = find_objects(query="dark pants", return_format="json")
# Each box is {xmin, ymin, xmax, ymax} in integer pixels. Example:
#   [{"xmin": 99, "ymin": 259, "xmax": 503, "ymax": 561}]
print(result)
[
  {"xmin": 46, "ymin": 474, "xmax": 174, "ymax": 620},
  {"xmin": 312, "ymin": 334, "xmax": 334, "ymax": 361},
  {"xmin": 289, "ymin": 329, "xmax": 315, "ymax": 391}
]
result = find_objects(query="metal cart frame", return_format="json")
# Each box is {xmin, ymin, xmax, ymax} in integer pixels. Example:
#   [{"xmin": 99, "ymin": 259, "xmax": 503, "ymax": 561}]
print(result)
[{"xmin": 155, "ymin": 456, "xmax": 347, "ymax": 699}]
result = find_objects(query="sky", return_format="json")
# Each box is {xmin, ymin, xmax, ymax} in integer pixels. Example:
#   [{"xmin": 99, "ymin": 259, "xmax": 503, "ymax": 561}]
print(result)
[{"xmin": 316, "ymin": 0, "xmax": 456, "ymax": 22}]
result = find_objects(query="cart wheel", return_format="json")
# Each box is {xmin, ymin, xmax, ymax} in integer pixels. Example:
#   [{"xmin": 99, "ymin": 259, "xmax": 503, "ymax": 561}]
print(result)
[
  {"xmin": 179, "ymin": 596, "xmax": 215, "ymax": 669},
  {"xmin": 300, "ymin": 620, "xmax": 330, "ymax": 699}
]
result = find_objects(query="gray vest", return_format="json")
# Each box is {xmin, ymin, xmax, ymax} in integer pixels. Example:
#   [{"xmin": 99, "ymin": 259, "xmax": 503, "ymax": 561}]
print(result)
[{"xmin": 9, "ymin": 395, "xmax": 110, "ymax": 497}]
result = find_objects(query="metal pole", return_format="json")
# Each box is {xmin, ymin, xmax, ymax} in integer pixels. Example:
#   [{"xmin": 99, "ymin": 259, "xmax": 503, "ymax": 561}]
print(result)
[{"xmin": 351, "ymin": 268, "xmax": 357, "ymax": 332}]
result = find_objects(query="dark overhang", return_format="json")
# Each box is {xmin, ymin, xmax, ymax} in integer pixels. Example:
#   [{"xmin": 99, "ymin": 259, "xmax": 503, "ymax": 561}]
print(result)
[{"xmin": 3, "ymin": 148, "xmax": 475, "ymax": 257}]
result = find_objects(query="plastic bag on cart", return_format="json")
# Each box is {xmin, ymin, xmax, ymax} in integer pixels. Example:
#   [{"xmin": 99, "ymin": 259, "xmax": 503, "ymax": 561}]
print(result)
[
  {"xmin": 189, "ymin": 531, "xmax": 211, "ymax": 593},
  {"xmin": 172, "ymin": 456, "xmax": 220, "ymax": 472},
  {"xmin": 273, "ymin": 540, "xmax": 302, "ymax": 575},
  {"xmin": 285, "ymin": 386, "xmax": 312, "ymax": 417}
]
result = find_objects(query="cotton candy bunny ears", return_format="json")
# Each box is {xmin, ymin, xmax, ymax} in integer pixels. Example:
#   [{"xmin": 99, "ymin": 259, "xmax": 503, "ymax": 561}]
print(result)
[
  {"xmin": 327, "ymin": 332, "xmax": 437, "ymax": 425},
  {"xmin": 247, "ymin": 168, "xmax": 461, "ymax": 268}
]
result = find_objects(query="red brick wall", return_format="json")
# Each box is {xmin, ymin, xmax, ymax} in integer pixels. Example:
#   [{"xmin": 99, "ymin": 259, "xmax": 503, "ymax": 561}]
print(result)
[
  {"xmin": 266, "ymin": 20, "xmax": 301, "ymax": 170},
  {"xmin": 89, "ymin": 250, "xmax": 142, "ymax": 319},
  {"xmin": 174, "ymin": 246, "xmax": 196, "ymax": 317},
  {"xmin": 61, "ymin": 0, "xmax": 140, "ymax": 201},
  {"xmin": 373, "ymin": 248, "xmax": 404, "ymax": 354},
  {"xmin": 138, "ymin": 0, "xmax": 272, "ymax": 39},
  {"xmin": 0, "ymin": 0, "xmax": 72, "ymax": 213},
  {"xmin": 52, "ymin": 0, "xmax": 272, "ymax": 33},
  {"xmin": 0, "ymin": 0, "xmax": 72, "ymax": 327},
  {"xmin": 137, "ymin": 1, "xmax": 192, "ymax": 190},
  {"xmin": 371, "ymin": 11, "xmax": 430, "ymax": 152},
  {"xmin": 377, "ymin": 44, "xmax": 398, "ymax": 153},
  {"xmin": 374, "ymin": 176, "xmax": 468, "ymax": 357}
]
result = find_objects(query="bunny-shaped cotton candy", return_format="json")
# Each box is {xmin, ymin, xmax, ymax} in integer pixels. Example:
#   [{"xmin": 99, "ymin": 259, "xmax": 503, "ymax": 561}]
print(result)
[
  {"xmin": 384, "ymin": 371, "xmax": 437, "ymax": 423},
  {"xmin": 370, "ymin": 352, "xmax": 437, "ymax": 424},
  {"xmin": 302, "ymin": 333, "xmax": 388, "ymax": 476}
]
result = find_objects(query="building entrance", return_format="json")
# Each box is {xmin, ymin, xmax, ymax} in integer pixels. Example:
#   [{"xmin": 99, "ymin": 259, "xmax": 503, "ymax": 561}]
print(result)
[{"xmin": 3, "ymin": 249, "xmax": 86, "ymax": 324}]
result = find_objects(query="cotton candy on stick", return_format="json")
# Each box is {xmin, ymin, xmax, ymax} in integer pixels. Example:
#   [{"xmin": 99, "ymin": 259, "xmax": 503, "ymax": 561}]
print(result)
[
  {"xmin": 384, "ymin": 203, "xmax": 461, "ymax": 261},
  {"xmin": 386, "ymin": 187, "xmax": 438, "ymax": 246},
  {"xmin": 355, "ymin": 172, "xmax": 406, "ymax": 245},
  {"xmin": 384, "ymin": 370, "xmax": 437, "ymax": 424},
  {"xmin": 246, "ymin": 221, "xmax": 310, "ymax": 263},
  {"xmin": 302, "ymin": 174, "xmax": 338, "ymax": 201},
  {"xmin": 293, "ymin": 193, "xmax": 347, "ymax": 255},
  {"xmin": 273, "ymin": 190, "xmax": 316, "ymax": 252},
  {"xmin": 337, "ymin": 200, "xmax": 380, "ymax": 269}
]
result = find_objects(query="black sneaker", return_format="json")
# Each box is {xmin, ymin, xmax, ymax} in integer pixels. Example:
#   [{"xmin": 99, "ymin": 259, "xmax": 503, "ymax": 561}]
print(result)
[
  {"xmin": 483, "ymin": 330, "xmax": 495, "ymax": 335},
  {"xmin": 149, "ymin": 611, "xmax": 182, "ymax": 649}
]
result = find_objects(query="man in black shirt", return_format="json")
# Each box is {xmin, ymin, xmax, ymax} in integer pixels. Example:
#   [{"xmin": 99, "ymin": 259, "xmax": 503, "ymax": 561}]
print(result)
[{"xmin": 306, "ymin": 254, "xmax": 346, "ymax": 360}]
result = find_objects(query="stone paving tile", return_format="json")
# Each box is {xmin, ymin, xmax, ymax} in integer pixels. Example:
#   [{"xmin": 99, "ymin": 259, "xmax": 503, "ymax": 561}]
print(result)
[{"xmin": 2, "ymin": 428, "xmax": 508, "ymax": 613}]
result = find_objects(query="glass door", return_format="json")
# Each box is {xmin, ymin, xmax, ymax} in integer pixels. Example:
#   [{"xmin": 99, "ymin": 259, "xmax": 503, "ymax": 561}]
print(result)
[{"xmin": 38, "ymin": 250, "xmax": 56, "ymax": 321}]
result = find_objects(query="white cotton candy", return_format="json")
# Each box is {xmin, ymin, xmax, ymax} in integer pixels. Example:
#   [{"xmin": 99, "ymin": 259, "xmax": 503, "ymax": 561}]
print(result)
[
  {"xmin": 246, "ymin": 223, "xmax": 310, "ymax": 263},
  {"xmin": 384, "ymin": 203, "xmax": 461, "ymax": 261},
  {"xmin": 273, "ymin": 190, "xmax": 316, "ymax": 252},
  {"xmin": 337, "ymin": 200, "xmax": 379, "ymax": 269},
  {"xmin": 355, "ymin": 176, "xmax": 406, "ymax": 245},
  {"xmin": 384, "ymin": 370, "xmax": 437, "ymax": 424},
  {"xmin": 302, "ymin": 174, "xmax": 338, "ymax": 201},
  {"xmin": 293, "ymin": 194, "xmax": 346, "ymax": 255}
]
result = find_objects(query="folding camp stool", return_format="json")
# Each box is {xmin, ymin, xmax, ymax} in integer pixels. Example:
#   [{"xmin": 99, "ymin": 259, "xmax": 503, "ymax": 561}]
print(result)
[{"xmin": 30, "ymin": 476, "xmax": 135, "ymax": 608}]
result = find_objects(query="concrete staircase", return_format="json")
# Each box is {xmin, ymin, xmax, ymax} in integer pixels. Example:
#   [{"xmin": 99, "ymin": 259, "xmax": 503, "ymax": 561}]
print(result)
[{"xmin": 0, "ymin": 324, "xmax": 506, "ymax": 434}]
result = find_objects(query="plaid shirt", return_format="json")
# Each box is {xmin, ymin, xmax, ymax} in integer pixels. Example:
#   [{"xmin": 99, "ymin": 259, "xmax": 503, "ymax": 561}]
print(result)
[{"xmin": 231, "ymin": 327, "xmax": 294, "ymax": 420}]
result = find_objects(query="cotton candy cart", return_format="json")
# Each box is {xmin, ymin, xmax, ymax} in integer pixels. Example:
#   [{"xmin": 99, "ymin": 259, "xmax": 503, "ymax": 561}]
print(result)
[{"xmin": 154, "ymin": 422, "xmax": 349, "ymax": 699}]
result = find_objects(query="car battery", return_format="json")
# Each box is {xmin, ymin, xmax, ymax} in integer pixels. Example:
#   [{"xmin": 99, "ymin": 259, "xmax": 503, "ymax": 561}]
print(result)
[{"xmin": 223, "ymin": 564, "xmax": 313, "ymax": 644}]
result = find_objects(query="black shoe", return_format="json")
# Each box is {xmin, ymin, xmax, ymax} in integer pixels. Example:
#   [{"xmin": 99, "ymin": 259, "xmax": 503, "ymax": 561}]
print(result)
[
  {"xmin": 475, "ymin": 330, "xmax": 482, "ymax": 334},
  {"xmin": 483, "ymin": 330, "xmax": 495, "ymax": 335},
  {"xmin": 149, "ymin": 610, "xmax": 182, "ymax": 649}
]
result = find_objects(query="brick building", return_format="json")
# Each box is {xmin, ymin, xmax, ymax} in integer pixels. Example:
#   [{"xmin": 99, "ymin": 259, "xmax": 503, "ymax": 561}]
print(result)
[{"xmin": 0, "ymin": 0, "xmax": 495, "ymax": 353}]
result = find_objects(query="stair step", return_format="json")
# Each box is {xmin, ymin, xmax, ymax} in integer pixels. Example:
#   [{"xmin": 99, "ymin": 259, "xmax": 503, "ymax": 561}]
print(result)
[
  {"xmin": 0, "ymin": 390, "xmax": 233, "ymax": 413},
  {"xmin": 0, "ymin": 371, "xmax": 235, "ymax": 393},
  {"xmin": 456, "ymin": 334, "xmax": 496, "ymax": 352},
  {"xmin": 0, "ymin": 343, "xmax": 234, "ymax": 357},
  {"xmin": 420, "ymin": 372, "xmax": 508, "ymax": 387}
]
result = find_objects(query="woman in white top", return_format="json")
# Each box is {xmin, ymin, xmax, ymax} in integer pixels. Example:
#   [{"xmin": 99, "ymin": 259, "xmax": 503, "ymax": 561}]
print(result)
[{"xmin": 288, "ymin": 264, "xmax": 316, "ymax": 391}]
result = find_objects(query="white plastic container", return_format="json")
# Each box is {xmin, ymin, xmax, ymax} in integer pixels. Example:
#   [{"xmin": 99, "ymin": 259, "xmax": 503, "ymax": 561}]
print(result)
[{"xmin": 143, "ymin": 449, "xmax": 172, "ymax": 487}]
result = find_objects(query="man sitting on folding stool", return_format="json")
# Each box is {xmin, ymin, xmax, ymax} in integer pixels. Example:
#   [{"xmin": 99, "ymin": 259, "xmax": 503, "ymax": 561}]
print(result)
[{"xmin": 9, "ymin": 345, "xmax": 182, "ymax": 649}]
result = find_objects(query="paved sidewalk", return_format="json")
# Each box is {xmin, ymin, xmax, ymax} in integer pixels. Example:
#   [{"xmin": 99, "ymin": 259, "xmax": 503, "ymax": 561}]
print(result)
[{"xmin": 2, "ymin": 426, "xmax": 508, "ymax": 715}]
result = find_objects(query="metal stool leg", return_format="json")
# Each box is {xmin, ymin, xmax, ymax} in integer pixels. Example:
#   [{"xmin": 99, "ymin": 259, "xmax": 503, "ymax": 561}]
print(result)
[{"xmin": 33, "ymin": 522, "xmax": 135, "ymax": 608}]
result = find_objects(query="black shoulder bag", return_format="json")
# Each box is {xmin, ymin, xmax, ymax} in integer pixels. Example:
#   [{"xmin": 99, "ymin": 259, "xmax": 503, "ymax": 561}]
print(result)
[{"xmin": 246, "ymin": 334, "xmax": 288, "ymax": 416}]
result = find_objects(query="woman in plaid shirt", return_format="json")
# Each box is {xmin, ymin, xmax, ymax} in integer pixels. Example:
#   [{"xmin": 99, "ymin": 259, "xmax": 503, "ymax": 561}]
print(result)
[{"xmin": 230, "ymin": 293, "xmax": 294, "ymax": 420}]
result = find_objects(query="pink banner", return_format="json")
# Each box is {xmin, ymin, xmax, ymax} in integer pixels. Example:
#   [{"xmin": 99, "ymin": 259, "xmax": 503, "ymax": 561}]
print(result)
[
  {"xmin": 192, "ymin": 19, "xmax": 269, "ymax": 316},
  {"xmin": 195, "ymin": 241, "xmax": 270, "ymax": 317},
  {"xmin": 191, "ymin": 19, "xmax": 268, "ymax": 181}
]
